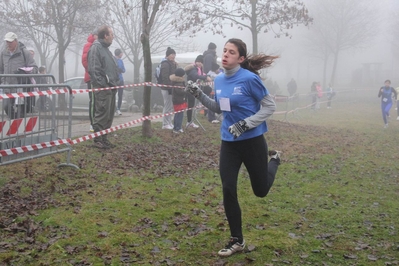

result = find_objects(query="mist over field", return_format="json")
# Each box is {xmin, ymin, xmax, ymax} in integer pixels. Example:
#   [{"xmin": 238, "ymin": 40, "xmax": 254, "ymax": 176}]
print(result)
[{"xmin": 1, "ymin": 0, "xmax": 397, "ymax": 94}]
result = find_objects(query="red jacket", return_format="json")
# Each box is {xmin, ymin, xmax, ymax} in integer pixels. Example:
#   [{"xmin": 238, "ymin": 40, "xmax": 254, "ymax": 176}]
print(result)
[{"xmin": 82, "ymin": 34, "xmax": 96, "ymax": 83}]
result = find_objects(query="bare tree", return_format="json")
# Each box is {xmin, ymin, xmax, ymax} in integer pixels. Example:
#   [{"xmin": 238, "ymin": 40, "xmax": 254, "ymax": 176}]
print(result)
[
  {"xmin": 0, "ymin": 0, "xmax": 105, "ymax": 108},
  {"xmin": 140, "ymin": 0, "xmax": 163, "ymax": 138},
  {"xmin": 0, "ymin": 1, "xmax": 58, "ymax": 72},
  {"xmin": 108, "ymin": 0, "xmax": 199, "ymax": 86},
  {"xmin": 307, "ymin": 0, "xmax": 380, "ymax": 86},
  {"xmin": 169, "ymin": 0, "xmax": 312, "ymax": 54}
]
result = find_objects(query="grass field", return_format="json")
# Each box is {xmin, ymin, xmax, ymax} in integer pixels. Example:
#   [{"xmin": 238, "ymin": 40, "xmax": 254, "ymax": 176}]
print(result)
[{"xmin": 1, "ymin": 91, "xmax": 398, "ymax": 265}]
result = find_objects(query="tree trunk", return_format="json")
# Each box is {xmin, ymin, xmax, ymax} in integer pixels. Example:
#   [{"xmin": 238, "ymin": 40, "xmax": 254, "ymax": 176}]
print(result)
[
  {"xmin": 251, "ymin": 0, "xmax": 258, "ymax": 54},
  {"xmin": 330, "ymin": 50, "xmax": 339, "ymax": 86},
  {"xmin": 58, "ymin": 46, "xmax": 67, "ymax": 110},
  {"xmin": 322, "ymin": 50, "xmax": 329, "ymax": 88},
  {"xmin": 141, "ymin": 32, "xmax": 152, "ymax": 138}
]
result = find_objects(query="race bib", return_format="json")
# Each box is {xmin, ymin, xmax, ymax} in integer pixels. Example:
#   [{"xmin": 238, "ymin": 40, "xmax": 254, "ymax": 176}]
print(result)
[{"xmin": 219, "ymin": 98, "xmax": 231, "ymax": 111}]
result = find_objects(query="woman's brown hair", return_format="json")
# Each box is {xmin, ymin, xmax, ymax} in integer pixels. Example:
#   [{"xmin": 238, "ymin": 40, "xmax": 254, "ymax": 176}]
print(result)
[{"xmin": 226, "ymin": 38, "xmax": 279, "ymax": 76}]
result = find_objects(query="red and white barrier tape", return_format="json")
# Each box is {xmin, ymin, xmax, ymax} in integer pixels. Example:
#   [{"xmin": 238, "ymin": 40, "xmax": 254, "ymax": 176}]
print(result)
[
  {"xmin": 0, "ymin": 88, "xmax": 69, "ymax": 99},
  {"xmin": 0, "ymin": 138, "xmax": 72, "ymax": 157},
  {"xmin": 0, "ymin": 105, "xmax": 202, "ymax": 157},
  {"xmin": 0, "ymin": 81, "xmax": 215, "ymax": 99},
  {"xmin": 72, "ymin": 81, "xmax": 214, "ymax": 94}
]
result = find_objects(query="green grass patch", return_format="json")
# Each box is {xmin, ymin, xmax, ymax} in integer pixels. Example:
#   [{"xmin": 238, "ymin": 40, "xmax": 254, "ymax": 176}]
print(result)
[{"xmin": 1, "ymin": 96, "xmax": 399, "ymax": 265}]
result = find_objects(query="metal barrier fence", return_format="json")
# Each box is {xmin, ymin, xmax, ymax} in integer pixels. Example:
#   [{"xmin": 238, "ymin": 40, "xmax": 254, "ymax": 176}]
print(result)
[{"xmin": 0, "ymin": 74, "xmax": 78, "ymax": 169}]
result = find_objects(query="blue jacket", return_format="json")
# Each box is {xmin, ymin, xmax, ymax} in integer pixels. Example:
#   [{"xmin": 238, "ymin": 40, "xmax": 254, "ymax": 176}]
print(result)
[{"xmin": 115, "ymin": 57, "xmax": 125, "ymax": 84}]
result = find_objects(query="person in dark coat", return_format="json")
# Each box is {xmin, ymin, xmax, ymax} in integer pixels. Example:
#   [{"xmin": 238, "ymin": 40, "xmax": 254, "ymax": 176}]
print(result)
[
  {"xmin": 170, "ymin": 68, "xmax": 187, "ymax": 133},
  {"xmin": 184, "ymin": 54, "xmax": 211, "ymax": 128}
]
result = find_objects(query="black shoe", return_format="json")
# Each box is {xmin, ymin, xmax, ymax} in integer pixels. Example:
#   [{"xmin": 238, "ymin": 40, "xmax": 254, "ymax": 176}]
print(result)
[
  {"xmin": 94, "ymin": 141, "xmax": 110, "ymax": 149},
  {"xmin": 103, "ymin": 139, "xmax": 116, "ymax": 148}
]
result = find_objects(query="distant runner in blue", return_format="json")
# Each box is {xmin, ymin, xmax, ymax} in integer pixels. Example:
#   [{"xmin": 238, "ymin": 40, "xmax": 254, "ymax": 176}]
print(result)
[
  {"xmin": 378, "ymin": 79, "xmax": 397, "ymax": 128},
  {"xmin": 186, "ymin": 38, "xmax": 281, "ymax": 257}
]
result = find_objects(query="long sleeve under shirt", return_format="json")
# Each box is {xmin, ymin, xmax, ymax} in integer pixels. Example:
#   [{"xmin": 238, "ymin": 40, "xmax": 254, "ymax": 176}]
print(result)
[{"xmin": 198, "ymin": 66, "xmax": 276, "ymax": 142}]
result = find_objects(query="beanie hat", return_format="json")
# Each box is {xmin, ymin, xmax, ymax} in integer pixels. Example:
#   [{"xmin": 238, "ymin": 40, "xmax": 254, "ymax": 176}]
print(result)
[
  {"xmin": 211, "ymin": 62, "xmax": 220, "ymax": 71},
  {"xmin": 175, "ymin": 68, "xmax": 185, "ymax": 77},
  {"xmin": 208, "ymin": 42, "xmax": 217, "ymax": 50},
  {"xmin": 195, "ymin": 55, "xmax": 204, "ymax": 63},
  {"xmin": 114, "ymin": 48, "xmax": 122, "ymax": 56},
  {"xmin": 166, "ymin": 47, "xmax": 176, "ymax": 57}
]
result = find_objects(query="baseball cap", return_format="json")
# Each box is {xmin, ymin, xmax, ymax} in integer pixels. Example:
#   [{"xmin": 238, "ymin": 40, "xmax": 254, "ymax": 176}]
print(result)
[{"xmin": 4, "ymin": 32, "xmax": 17, "ymax": 42}]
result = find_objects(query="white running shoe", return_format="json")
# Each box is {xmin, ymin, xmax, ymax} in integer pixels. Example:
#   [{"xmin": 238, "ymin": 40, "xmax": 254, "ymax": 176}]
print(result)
[
  {"xmin": 162, "ymin": 125, "xmax": 173, "ymax": 130},
  {"xmin": 90, "ymin": 125, "xmax": 94, "ymax": 132},
  {"xmin": 116, "ymin": 109, "xmax": 122, "ymax": 115},
  {"xmin": 269, "ymin": 150, "xmax": 282, "ymax": 160},
  {"xmin": 186, "ymin": 122, "xmax": 199, "ymax": 128},
  {"xmin": 218, "ymin": 237, "xmax": 245, "ymax": 257}
]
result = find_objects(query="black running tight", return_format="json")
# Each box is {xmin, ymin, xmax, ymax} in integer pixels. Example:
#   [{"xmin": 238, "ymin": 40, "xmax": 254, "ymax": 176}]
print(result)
[{"xmin": 219, "ymin": 135, "xmax": 279, "ymax": 240}]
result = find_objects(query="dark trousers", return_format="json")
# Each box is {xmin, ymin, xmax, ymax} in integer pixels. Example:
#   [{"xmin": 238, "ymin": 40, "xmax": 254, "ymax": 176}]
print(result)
[
  {"xmin": 87, "ymin": 82, "xmax": 94, "ymax": 126},
  {"xmin": 219, "ymin": 135, "xmax": 279, "ymax": 240},
  {"xmin": 117, "ymin": 81, "xmax": 124, "ymax": 110},
  {"xmin": 92, "ymin": 89, "xmax": 116, "ymax": 142},
  {"xmin": 186, "ymin": 93, "xmax": 195, "ymax": 123}
]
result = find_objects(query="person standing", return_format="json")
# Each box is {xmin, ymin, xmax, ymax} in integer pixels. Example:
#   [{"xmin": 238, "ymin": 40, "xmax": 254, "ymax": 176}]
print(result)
[
  {"xmin": 114, "ymin": 48, "xmax": 125, "ymax": 115},
  {"xmin": 160, "ymin": 47, "xmax": 177, "ymax": 130},
  {"xmin": 170, "ymin": 68, "xmax": 187, "ymax": 134},
  {"xmin": 82, "ymin": 29, "xmax": 98, "ymax": 132},
  {"xmin": 203, "ymin": 42, "xmax": 218, "ymax": 123},
  {"xmin": 87, "ymin": 25, "xmax": 120, "ymax": 149},
  {"xmin": 326, "ymin": 83, "xmax": 335, "ymax": 109},
  {"xmin": 186, "ymin": 38, "xmax": 281, "ymax": 257},
  {"xmin": 310, "ymin": 81, "xmax": 317, "ymax": 110},
  {"xmin": 395, "ymin": 86, "xmax": 399, "ymax": 120},
  {"xmin": 378, "ymin": 80, "xmax": 397, "ymax": 128},
  {"xmin": 184, "ymin": 54, "xmax": 211, "ymax": 128},
  {"xmin": 0, "ymin": 32, "xmax": 37, "ymax": 119}
]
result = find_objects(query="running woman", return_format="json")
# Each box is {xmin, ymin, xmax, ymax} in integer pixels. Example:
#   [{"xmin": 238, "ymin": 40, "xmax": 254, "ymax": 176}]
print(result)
[
  {"xmin": 378, "ymin": 80, "xmax": 397, "ymax": 128},
  {"xmin": 186, "ymin": 38, "xmax": 281, "ymax": 257}
]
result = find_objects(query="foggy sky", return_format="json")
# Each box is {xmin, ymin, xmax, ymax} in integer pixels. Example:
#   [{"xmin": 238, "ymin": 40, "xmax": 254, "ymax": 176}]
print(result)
[{"xmin": 63, "ymin": 0, "xmax": 399, "ymax": 92}]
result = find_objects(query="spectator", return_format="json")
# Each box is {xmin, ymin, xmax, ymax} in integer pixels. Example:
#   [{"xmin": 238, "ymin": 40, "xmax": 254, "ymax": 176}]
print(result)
[
  {"xmin": 310, "ymin": 81, "xmax": 317, "ymax": 110},
  {"xmin": 114, "ymin": 48, "xmax": 126, "ymax": 116},
  {"xmin": 326, "ymin": 83, "xmax": 335, "ymax": 109},
  {"xmin": 395, "ymin": 86, "xmax": 399, "ymax": 120},
  {"xmin": 206, "ymin": 62, "xmax": 222, "ymax": 123},
  {"xmin": 170, "ymin": 68, "xmax": 187, "ymax": 134},
  {"xmin": 203, "ymin": 42, "xmax": 217, "ymax": 74},
  {"xmin": 184, "ymin": 54, "xmax": 211, "ymax": 128},
  {"xmin": 203, "ymin": 42, "xmax": 218, "ymax": 123},
  {"xmin": 160, "ymin": 47, "xmax": 177, "ymax": 130},
  {"xmin": 82, "ymin": 29, "xmax": 98, "ymax": 132},
  {"xmin": 186, "ymin": 38, "xmax": 281, "ymax": 257},
  {"xmin": 0, "ymin": 32, "xmax": 37, "ymax": 119},
  {"xmin": 207, "ymin": 62, "xmax": 221, "ymax": 79},
  {"xmin": 87, "ymin": 25, "xmax": 120, "ymax": 149},
  {"xmin": 316, "ymin": 82, "xmax": 323, "ymax": 109},
  {"xmin": 378, "ymin": 79, "xmax": 397, "ymax": 128},
  {"xmin": 287, "ymin": 78, "xmax": 297, "ymax": 96}
]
